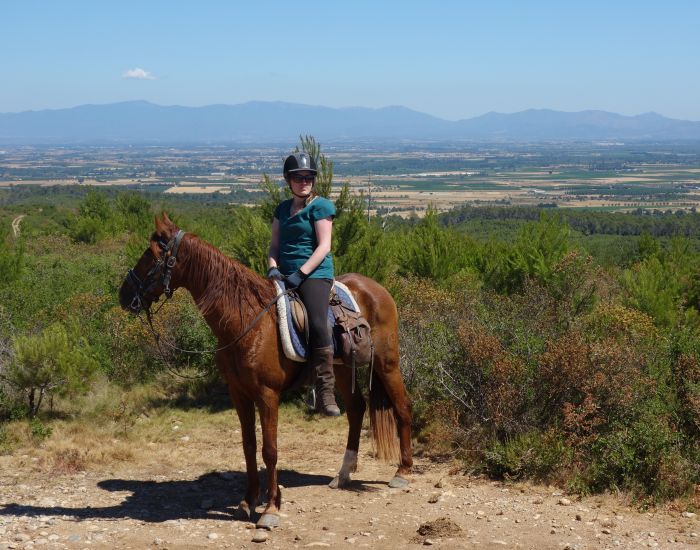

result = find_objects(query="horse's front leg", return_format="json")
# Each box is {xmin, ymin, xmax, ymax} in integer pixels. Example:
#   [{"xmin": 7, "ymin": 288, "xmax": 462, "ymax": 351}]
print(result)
[
  {"xmin": 255, "ymin": 390, "xmax": 281, "ymax": 529},
  {"xmin": 228, "ymin": 389, "xmax": 259, "ymax": 521}
]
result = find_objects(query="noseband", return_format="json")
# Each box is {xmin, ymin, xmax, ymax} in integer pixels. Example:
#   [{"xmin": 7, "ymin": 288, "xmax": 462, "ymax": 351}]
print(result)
[{"xmin": 127, "ymin": 230, "xmax": 186, "ymax": 313}]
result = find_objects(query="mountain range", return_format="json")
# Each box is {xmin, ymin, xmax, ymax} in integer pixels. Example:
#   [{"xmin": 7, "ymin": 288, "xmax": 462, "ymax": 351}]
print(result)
[{"xmin": 1, "ymin": 101, "xmax": 699, "ymax": 143}]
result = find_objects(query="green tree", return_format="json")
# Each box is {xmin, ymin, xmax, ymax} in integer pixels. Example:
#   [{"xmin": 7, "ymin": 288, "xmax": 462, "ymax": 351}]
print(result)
[
  {"xmin": 399, "ymin": 206, "xmax": 474, "ymax": 280},
  {"xmin": 224, "ymin": 207, "xmax": 271, "ymax": 275},
  {"xmin": 115, "ymin": 191, "xmax": 152, "ymax": 233},
  {"xmin": 5, "ymin": 323, "xmax": 98, "ymax": 416},
  {"xmin": 0, "ymin": 228, "xmax": 23, "ymax": 286},
  {"xmin": 79, "ymin": 190, "xmax": 111, "ymax": 221}
]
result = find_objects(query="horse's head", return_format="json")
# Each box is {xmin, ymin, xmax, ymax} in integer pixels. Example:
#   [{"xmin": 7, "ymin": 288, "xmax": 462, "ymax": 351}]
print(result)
[{"xmin": 119, "ymin": 213, "xmax": 186, "ymax": 314}]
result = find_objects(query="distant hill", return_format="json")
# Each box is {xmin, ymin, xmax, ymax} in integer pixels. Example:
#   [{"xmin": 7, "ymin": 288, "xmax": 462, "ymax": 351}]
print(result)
[{"xmin": 1, "ymin": 101, "xmax": 699, "ymax": 143}]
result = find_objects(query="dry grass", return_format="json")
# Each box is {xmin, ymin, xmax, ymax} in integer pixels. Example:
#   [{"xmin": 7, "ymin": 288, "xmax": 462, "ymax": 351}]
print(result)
[{"xmin": 0, "ymin": 378, "xmax": 352, "ymax": 478}]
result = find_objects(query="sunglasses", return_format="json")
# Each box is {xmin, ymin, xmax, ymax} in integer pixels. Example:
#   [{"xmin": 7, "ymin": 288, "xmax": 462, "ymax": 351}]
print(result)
[{"xmin": 290, "ymin": 174, "xmax": 315, "ymax": 184}]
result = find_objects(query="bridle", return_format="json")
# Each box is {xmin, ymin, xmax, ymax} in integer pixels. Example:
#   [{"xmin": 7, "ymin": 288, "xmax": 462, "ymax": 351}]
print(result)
[
  {"xmin": 124, "ymin": 228, "xmax": 369, "ymax": 386},
  {"xmin": 126, "ymin": 229, "xmax": 186, "ymax": 314},
  {"xmin": 125, "ymin": 228, "xmax": 293, "ymax": 358}
]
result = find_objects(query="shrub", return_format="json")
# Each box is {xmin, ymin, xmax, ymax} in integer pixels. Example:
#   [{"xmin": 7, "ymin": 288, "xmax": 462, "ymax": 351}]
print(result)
[
  {"xmin": 7, "ymin": 323, "xmax": 98, "ymax": 416},
  {"xmin": 398, "ymin": 207, "xmax": 475, "ymax": 280},
  {"xmin": 69, "ymin": 216, "xmax": 104, "ymax": 244},
  {"xmin": 29, "ymin": 417, "xmax": 52, "ymax": 440},
  {"xmin": 485, "ymin": 430, "xmax": 570, "ymax": 481}
]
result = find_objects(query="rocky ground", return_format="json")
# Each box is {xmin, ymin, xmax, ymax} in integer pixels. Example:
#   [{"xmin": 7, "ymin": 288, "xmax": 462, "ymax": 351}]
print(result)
[{"xmin": 0, "ymin": 407, "xmax": 697, "ymax": 549}]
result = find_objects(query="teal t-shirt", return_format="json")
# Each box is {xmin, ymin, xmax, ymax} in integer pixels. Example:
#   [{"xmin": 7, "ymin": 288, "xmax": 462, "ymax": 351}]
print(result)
[{"xmin": 273, "ymin": 196, "xmax": 336, "ymax": 279}]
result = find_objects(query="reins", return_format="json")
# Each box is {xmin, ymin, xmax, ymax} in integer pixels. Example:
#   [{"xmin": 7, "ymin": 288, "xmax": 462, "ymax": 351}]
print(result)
[
  {"xmin": 128, "ymin": 228, "xmax": 373, "ymax": 388},
  {"xmin": 139, "ymin": 288, "xmax": 294, "ymax": 356}
]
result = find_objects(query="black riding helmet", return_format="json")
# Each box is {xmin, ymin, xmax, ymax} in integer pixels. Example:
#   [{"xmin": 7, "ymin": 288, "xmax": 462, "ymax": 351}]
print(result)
[{"xmin": 283, "ymin": 152, "xmax": 317, "ymax": 181}]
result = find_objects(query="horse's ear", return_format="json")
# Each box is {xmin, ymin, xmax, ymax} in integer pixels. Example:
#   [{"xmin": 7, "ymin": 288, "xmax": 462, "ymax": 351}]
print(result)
[
  {"xmin": 155, "ymin": 214, "xmax": 167, "ymax": 236},
  {"xmin": 162, "ymin": 212, "xmax": 173, "ymax": 225}
]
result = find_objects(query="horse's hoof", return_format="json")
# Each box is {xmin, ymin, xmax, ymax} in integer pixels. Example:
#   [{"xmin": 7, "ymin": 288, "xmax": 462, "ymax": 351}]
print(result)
[
  {"xmin": 388, "ymin": 475, "xmax": 409, "ymax": 489},
  {"xmin": 233, "ymin": 501, "xmax": 252, "ymax": 521},
  {"xmin": 329, "ymin": 475, "xmax": 350, "ymax": 489},
  {"xmin": 256, "ymin": 513, "xmax": 280, "ymax": 530}
]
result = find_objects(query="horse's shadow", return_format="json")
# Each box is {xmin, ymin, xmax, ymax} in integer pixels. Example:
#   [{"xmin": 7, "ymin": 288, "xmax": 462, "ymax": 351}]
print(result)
[{"xmin": 0, "ymin": 469, "xmax": 382, "ymax": 523}]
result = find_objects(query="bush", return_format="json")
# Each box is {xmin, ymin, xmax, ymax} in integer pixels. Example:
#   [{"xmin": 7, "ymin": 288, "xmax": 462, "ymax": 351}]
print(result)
[
  {"xmin": 485, "ymin": 430, "xmax": 570, "ymax": 481},
  {"xmin": 7, "ymin": 323, "xmax": 98, "ymax": 416},
  {"xmin": 585, "ymin": 405, "xmax": 691, "ymax": 500},
  {"xmin": 0, "ymin": 229, "xmax": 23, "ymax": 285},
  {"xmin": 69, "ymin": 216, "xmax": 104, "ymax": 244},
  {"xmin": 477, "ymin": 214, "xmax": 571, "ymax": 293},
  {"xmin": 398, "ymin": 207, "xmax": 475, "ymax": 280}
]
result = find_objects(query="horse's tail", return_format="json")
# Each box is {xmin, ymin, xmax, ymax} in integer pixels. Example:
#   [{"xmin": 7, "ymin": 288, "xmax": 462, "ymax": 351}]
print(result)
[{"xmin": 369, "ymin": 372, "xmax": 401, "ymax": 463}]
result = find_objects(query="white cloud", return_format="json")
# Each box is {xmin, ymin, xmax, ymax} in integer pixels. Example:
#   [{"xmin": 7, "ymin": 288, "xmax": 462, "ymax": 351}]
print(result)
[{"xmin": 122, "ymin": 68, "xmax": 156, "ymax": 80}]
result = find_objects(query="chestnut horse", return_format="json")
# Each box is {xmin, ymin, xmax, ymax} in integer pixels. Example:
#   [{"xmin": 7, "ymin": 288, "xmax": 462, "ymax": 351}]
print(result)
[{"xmin": 118, "ymin": 214, "xmax": 413, "ymax": 529}]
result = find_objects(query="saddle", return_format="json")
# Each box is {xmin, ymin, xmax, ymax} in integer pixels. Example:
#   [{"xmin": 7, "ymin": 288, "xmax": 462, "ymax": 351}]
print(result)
[{"xmin": 273, "ymin": 280, "xmax": 373, "ymax": 367}]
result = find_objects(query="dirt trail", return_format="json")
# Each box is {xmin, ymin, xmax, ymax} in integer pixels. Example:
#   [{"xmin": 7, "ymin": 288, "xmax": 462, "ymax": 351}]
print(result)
[
  {"xmin": 11, "ymin": 215, "xmax": 25, "ymax": 238},
  {"xmin": 0, "ymin": 410, "xmax": 697, "ymax": 550}
]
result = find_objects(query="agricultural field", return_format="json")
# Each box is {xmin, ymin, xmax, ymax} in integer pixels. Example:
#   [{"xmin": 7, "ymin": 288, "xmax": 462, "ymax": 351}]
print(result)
[{"xmin": 3, "ymin": 142, "xmax": 700, "ymax": 216}]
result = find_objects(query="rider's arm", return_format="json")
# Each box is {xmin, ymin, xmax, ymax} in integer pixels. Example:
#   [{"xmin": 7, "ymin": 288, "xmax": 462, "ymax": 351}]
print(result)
[
  {"xmin": 268, "ymin": 217, "xmax": 280, "ymax": 269},
  {"xmin": 299, "ymin": 217, "xmax": 332, "ymax": 275}
]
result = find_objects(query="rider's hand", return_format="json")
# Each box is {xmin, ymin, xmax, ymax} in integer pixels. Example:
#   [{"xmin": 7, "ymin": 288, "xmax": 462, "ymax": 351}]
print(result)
[
  {"xmin": 285, "ymin": 269, "xmax": 308, "ymax": 289},
  {"xmin": 267, "ymin": 267, "xmax": 284, "ymax": 281}
]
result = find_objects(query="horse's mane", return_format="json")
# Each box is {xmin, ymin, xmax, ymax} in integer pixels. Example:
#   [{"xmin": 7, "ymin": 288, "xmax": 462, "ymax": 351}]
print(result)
[{"xmin": 182, "ymin": 233, "xmax": 275, "ymax": 329}]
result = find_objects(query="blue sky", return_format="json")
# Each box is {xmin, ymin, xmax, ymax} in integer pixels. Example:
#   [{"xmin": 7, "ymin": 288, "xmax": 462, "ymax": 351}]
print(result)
[{"xmin": 2, "ymin": 1, "xmax": 699, "ymax": 120}]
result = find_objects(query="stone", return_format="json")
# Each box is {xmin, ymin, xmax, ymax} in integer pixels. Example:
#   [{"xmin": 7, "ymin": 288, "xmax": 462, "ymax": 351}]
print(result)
[
  {"xmin": 531, "ymin": 497, "xmax": 544, "ymax": 504},
  {"xmin": 427, "ymin": 493, "xmax": 440, "ymax": 504},
  {"xmin": 207, "ymin": 533, "xmax": 219, "ymax": 540},
  {"xmin": 252, "ymin": 530, "xmax": 268, "ymax": 543},
  {"xmin": 681, "ymin": 511, "xmax": 696, "ymax": 518},
  {"xmin": 558, "ymin": 498, "xmax": 572, "ymax": 506},
  {"xmin": 423, "ymin": 540, "xmax": 434, "ymax": 546}
]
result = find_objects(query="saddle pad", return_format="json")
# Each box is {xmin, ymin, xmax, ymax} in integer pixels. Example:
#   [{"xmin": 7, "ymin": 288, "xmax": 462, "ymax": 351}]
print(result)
[{"xmin": 274, "ymin": 279, "xmax": 362, "ymax": 362}]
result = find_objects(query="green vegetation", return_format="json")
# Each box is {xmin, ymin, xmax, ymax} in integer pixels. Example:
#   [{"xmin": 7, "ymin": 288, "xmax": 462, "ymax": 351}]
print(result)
[{"xmin": 0, "ymin": 138, "xmax": 699, "ymax": 504}]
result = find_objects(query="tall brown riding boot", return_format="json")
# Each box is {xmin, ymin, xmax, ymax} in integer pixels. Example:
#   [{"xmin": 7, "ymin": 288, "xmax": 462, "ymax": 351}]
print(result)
[{"xmin": 311, "ymin": 346, "xmax": 340, "ymax": 417}]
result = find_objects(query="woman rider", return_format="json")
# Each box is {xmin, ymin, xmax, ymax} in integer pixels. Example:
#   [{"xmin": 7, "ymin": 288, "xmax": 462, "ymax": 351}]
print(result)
[{"xmin": 267, "ymin": 152, "xmax": 340, "ymax": 416}]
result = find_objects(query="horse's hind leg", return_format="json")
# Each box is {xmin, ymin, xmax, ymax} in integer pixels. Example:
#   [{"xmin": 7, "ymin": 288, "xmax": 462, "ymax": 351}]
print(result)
[
  {"xmin": 376, "ymin": 353, "xmax": 413, "ymax": 488},
  {"xmin": 256, "ymin": 389, "xmax": 282, "ymax": 530},
  {"xmin": 329, "ymin": 364, "xmax": 366, "ymax": 489}
]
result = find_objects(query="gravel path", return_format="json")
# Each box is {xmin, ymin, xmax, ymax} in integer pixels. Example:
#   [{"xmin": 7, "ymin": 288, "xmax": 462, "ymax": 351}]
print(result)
[{"xmin": 0, "ymin": 412, "xmax": 697, "ymax": 549}]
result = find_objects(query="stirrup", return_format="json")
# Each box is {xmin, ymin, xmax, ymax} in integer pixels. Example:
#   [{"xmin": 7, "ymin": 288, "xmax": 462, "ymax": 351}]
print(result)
[{"xmin": 305, "ymin": 388, "xmax": 317, "ymax": 412}]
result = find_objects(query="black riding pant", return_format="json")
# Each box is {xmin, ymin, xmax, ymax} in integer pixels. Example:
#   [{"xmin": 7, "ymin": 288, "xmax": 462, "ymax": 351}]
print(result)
[{"xmin": 297, "ymin": 278, "xmax": 333, "ymax": 348}]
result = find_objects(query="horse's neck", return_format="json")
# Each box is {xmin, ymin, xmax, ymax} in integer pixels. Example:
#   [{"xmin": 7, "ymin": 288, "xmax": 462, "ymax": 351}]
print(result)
[{"xmin": 176, "ymin": 234, "xmax": 272, "ymax": 337}]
